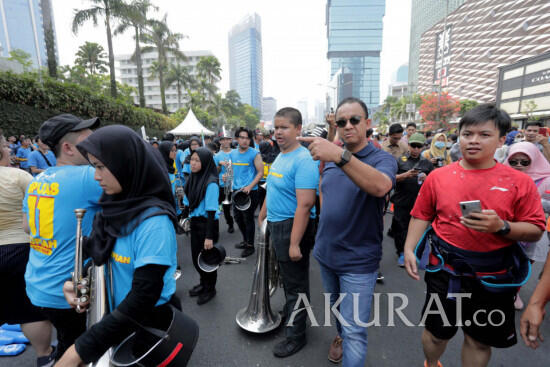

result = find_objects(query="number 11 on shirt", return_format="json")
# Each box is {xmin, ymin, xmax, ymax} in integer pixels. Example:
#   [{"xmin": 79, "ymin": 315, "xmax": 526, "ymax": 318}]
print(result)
[{"xmin": 27, "ymin": 195, "xmax": 55, "ymax": 239}]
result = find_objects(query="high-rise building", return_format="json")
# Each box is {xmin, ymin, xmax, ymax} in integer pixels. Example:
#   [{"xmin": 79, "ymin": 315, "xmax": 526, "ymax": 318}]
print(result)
[
  {"xmin": 297, "ymin": 99, "xmax": 309, "ymax": 125},
  {"xmin": 0, "ymin": 0, "xmax": 58, "ymax": 68},
  {"xmin": 408, "ymin": 0, "xmax": 465, "ymax": 89},
  {"xmin": 228, "ymin": 13, "xmax": 263, "ymax": 113},
  {"xmin": 388, "ymin": 64, "xmax": 409, "ymax": 98},
  {"xmin": 326, "ymin": 0, "xmax": 385, "ymax": 111},
  {"xmin": 314, "ymin": 100, "xmax": 326, "ymax": 124},
  {"xmin": 261, "ymin": 97, "xmax": 277, "ymax": 122},
  {"xmin": 116, "ymin": 50, "xmax": 214, "ymax": 112}
]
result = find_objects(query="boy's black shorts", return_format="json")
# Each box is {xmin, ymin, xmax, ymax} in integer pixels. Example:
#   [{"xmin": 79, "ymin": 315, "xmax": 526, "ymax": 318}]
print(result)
[{"xmin": 421, "ymin": 270, "xmax": 517, "ymax": 348}]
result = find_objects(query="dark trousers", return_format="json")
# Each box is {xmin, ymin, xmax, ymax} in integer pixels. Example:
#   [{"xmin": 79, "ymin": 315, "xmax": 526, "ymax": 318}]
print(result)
[
  {"xmin": 393, "ymin": 204, "xmax": 413, "ymax": 255},
  {"xmin": 258, "ymin": 183, "xmax": 266, "ymax": 211},
  {"xmin": 268, "ymin": 218, "xmax": 316, "ymax": 343},
  {"xmin": 190, "ymin": 217, "xmax": 219, "ymax": 291},
  {"xmin": 218, "ymin": 187, "xmax": 234, "ymax": 227},
  {"xmin": 233, "ymin": 189, "xmax": 259, "ymax": 246},
  {"xmin": 40, "ymin": 307, "xmax": 86, "ymax": 360}
]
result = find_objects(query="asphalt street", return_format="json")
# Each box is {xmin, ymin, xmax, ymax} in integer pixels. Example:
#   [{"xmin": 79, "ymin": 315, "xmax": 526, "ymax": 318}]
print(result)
[{"xmin": 3, "ymin": 214, "xmax": 550, "ymax": 367}]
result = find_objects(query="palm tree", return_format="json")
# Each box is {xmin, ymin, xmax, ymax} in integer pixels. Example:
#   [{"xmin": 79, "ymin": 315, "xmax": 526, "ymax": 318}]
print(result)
[
  {"xmin": 114, "ymin": 0, "xmax": 158, "ymax": 107},
  {"xmin": 196, "ymin": 56, "xmax": 221, "ymax": 100},
  {"xmin": 140, "ymin": 15, "xmax": 186, "ymax": 113},
  {"xmin": 75, "ymin": 41, "xmax": 108, "ymax": 74},
  {"xmin": 72, "ymin": 0, "xmax": 125, "ymax": 98},
  {"xmin": 165, "ymin": 64, "xmax": 195, "ymax": 110}
]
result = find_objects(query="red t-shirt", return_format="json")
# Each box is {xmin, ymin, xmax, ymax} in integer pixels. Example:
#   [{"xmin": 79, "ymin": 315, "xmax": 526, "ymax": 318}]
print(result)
[{"xmin": 411, "ymin": 161, "xmax": 546, "ymax": 252}]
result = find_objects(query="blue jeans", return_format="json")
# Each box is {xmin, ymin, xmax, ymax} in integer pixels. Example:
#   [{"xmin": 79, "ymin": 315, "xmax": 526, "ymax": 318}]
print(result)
[{"xmin": 319, "ymin": 263, "xmax": 377, "ymax": 367}]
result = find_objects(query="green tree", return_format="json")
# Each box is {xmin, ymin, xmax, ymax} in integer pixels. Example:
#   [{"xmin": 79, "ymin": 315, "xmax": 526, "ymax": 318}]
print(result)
[
  {"xmin": 196, "ymin": 55, "xmax": 221, "ymax": 100},
  {"xmin": 44, "ymin": 26, "xmax": 57, "ymax": 78},
  {"xmin": 72, "ymin": 0, "xmax": 126, "ymax": 98},
  {"xmin": 140, "ymin": 14, "xmax": 186, "ymax": 113},
  {"xmin": 164, "ymin": 63, "xmax": 194, "ymax": 110},
  {"xmin": 8, "ymin": 49, "xmax": 33, "ymax": 71},
  {"xmin": 75, "ymin": 42, "xmax": 108, "ymax": 74},
  {"xmin": 114, "ymin": 0, "xmax": 158, "ymax": 107},
  {"xmin": 459, "ymin": 99, "xmax": 479, "ymax": 117}
]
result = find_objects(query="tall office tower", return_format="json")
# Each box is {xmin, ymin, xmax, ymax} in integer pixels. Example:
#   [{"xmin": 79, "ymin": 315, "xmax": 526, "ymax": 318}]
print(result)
[
  {"xmin": 326, "ymin": 0, "xmax": 385, "ymax": 111},
  {"xmin": 0, "ymin": 0, "xmax": 58, "ymax": 68},
  {"xmin": 228, "ymin": 13, "xmax": 263, "ymax": 113},
  {"xmin": 408, "ymin": 0, "xmax": 465, "ymax": 89}
]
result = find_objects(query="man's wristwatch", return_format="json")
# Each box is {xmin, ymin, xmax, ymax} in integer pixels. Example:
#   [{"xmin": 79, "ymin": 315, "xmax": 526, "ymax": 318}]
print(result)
[
  {"xmin": 336, "ymin": 149, "xmax": 352, "ymax": 167},
  {"xmin": 495, "ymin": 220, "xmax": 511, "ymax": 236}
]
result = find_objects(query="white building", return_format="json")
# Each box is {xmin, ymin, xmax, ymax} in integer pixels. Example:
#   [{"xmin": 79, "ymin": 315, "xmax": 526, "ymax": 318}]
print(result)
[{"xmin": 116, "ymin": 50, "xmax": 214, "ymax": 112}]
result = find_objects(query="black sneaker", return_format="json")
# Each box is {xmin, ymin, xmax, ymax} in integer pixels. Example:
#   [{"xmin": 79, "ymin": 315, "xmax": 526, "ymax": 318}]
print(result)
[
  {"xmin": 228, "ymin": 225, "xmax": 234, "ymax": 233},
  {"xmin": 37, "ymin": 346, "xmax": 56, "ymax": 367},
  {"xmin": 241, "ymin": 246, "xmax": 255, "ymax": 258},
  {"xmin": 197, "ymin": 290, "xmax": 216, "ymax": 305},
  {"xmin": 189, "ymin": 284, "xmax": 205, "ymax": 297},
  {"xmin": 273, "ymin": 338, "xmax": 306, "ymax": 358},
  {"xmin": 235, "ymin": 241, "xmax": 247, "ymax": 249},
  {"xmin": 377, "ymin": 271, "xmax": 384, "ymax": 283}
]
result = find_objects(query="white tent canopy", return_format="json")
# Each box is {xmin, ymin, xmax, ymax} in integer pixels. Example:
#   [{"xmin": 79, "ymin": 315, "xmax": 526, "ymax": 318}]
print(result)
[{"xmin": 168, "ymin": 109, "xmax": 215, "ymax": 136}]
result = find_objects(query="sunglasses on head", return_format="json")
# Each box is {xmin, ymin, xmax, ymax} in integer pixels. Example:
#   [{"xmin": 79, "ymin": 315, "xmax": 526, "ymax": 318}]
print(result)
[
  {"xmin": 508, "ymin": 159, "xmax": 530, "ymax": 167},
  {"xmin": 335, "ymin": 115, "xmax": 363, "ymax": 128},
  {"xmin": 410, "ymin": 143, "xmax": 423, "ymax": 149}
]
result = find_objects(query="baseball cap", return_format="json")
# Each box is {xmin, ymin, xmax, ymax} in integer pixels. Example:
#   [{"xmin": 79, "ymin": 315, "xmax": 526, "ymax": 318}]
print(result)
[
  {"xmin": 408, "ymin": 133, "xmax": 426, "ymax": 145},
  {"xmin": 39, "ymin": 114, "xmax": 100, "ymax": 150}
]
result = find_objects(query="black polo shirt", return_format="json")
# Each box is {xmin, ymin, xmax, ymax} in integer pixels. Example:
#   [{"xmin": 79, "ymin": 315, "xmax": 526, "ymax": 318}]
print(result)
[{"xmin": 392, "ymin": 153, "xmax": 434, "ymax": 208}]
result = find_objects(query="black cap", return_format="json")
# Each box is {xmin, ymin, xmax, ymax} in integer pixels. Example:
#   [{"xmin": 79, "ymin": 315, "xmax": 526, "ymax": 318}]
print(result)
[{"xmin": 39, "ymin": 114, "xmax": 100, "ymax": 150}]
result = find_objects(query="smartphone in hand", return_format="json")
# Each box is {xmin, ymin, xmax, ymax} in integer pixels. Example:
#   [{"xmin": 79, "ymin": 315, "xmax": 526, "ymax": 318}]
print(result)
[{"xmin": 460, "ymin": 200, "xmax": 482, "ymax": 219}]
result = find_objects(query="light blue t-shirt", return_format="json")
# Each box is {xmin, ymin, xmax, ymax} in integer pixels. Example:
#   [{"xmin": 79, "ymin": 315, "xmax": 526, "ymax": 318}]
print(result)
[
  {"xmin": 16, "ymin": 146, "xmax": 32, "ymax": 169},
  {"xmin": 230, "ymin": 148, "xmax": 259, "ymax": 190},
  {"xmin": 169, "ymin": 172, "xmax": 182, "ymax": 216},
  {"xmin": 175, "ymin": 149, "xmax": 188, "ymax": 183},
  {"xmin": 28, "ymin": 150, "xmax": 56, "ymax": 175},
  {"xmin": 23, "ymin": 165, "xmax": 102, "ymax": 308},
  {"xmin": 214, "ymin": 150, "xmax": 231, "ymax": 188},
  {"xmin": 266, "ymin": 146, "xmax": 319, "ymax": 222},
  {"xmin": 183, "ymin": 182, "xmax": 219, "ymax": 219},
  {"xmin": 109, "ymin": 213, "xmax": 177, "ymax": 308}
]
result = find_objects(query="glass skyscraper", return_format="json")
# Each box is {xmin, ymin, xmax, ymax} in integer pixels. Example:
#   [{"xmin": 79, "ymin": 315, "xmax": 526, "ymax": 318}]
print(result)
[
  {"xmin": 326, "ymin": 0, "xmax": 385, "ymax": 111},
  {"xmin": 228, "ymin": 13, "xmax": 263, "ymax": 113},
  {"xmin": 0, "ymin": 0, "xmax": 57, "ymax": 68}
]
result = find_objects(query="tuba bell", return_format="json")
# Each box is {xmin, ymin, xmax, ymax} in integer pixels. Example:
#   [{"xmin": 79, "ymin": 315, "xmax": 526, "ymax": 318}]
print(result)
[
  {"xmin": 73, "ymin": 209, "xmax": 113, "ymax": 366},
  {"xmin": 236, "ymin": 220, "xmax": 281, "ymax": 333}
]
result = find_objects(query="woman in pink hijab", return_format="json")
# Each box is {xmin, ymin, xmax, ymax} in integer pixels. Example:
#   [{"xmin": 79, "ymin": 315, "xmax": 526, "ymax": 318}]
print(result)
[{"xmin": 506, "ymin": 141, "xmax": 550, "ymax": 309}]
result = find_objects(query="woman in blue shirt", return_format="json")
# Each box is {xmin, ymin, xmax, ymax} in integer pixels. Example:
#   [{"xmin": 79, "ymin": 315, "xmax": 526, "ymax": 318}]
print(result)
[
  {"xmin": 184, "ymin": 147, "xmax": 220, "ymax": 305},
  {"xmin": 56, "ymin": 125, "xmax": 183, "ymax": 366}
]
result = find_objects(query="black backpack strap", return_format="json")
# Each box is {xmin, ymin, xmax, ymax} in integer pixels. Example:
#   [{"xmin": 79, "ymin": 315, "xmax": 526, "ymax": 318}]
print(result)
[{"xmin": 38, "ymin": 151, "xmax": 53, "ymax": 166}]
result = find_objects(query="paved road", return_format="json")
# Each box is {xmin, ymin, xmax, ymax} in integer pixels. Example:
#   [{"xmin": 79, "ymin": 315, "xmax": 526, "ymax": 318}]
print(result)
[{"xmin": 4, "ymin": 215, "xmax": 550, "ymax": 366}]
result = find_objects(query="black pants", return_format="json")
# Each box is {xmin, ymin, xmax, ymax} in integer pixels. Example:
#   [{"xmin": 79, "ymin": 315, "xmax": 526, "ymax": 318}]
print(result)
[
  {"xmin": 218, "ymin": 187, "xmax": 234, "ymax": 227},
  {"xmin": 393, "ymin": 204, "xmax": 413, "ymax": 255},
  {"xmin": 40, "ymin": 307, "xmax": 86, "ymax": 360},
  {"xmin": 190, "ymin": 217, "xmax": 219, "ymax": 291},
  {"xmin": 233, "ymin": 189, "xmax": 259, "ymax": 246},
  {"xmin": 268, "ymin": 218, "xmax": 316, "ymax": 343},
  {"xmin": 258, "ymin": 183, "xmax": 266, "ymax": 211}
]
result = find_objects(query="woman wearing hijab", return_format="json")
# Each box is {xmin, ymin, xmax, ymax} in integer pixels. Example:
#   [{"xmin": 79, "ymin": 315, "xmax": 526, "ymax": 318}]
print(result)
[
  {"xmin": 182, "ymin": 136, "xmax": 202, "ymax": 182},
  {"xmin": 422, "ymin": 132, "xmax": 451, "ymax": 167},
  {"xmin": 56, "ymin": 125, "xmax": 181, "ymax": 366},
  {"xmin": 184, "ymin": 147, "xmax": 220, "ymax": 305},
  {"xmin": 505, "ymin": 141, "xmax": 550, "ymax": 309},
  {"xmin": 159, "ymin": 141, "xmax": 181, "ymax": 214}
]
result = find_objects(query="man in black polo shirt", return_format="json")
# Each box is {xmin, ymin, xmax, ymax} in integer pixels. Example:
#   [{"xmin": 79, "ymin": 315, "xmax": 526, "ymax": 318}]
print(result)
[
  {"xmin": 392, "ymin": 133, "xmax": 434, "ymax": 267},
  {"xmin": 298, "ymin": 97, "xmax": 397, "ymax": 366}
]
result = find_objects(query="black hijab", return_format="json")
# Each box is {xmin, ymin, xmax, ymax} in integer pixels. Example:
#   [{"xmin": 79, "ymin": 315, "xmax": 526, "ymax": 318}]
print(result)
[
  {"xmin": 158, "ymin": 141, "xmax": 176, "ymax": 174},
  {"xmin": 77, "ymin": 125, "xmax": 180, "ymax": 265},
  {"xmin": 184, "ymin": 147, "xmax": 218, "ymax": 211},
  {"xmin": 184, "ymin": 136, "xmax": 202, "ymax": 164}
]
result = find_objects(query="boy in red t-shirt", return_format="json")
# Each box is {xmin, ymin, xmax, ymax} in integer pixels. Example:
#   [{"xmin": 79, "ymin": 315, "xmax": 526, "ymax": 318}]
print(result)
[{"xmin": 404, "ymin": 104, "xmax": 545, "ymax": 367}]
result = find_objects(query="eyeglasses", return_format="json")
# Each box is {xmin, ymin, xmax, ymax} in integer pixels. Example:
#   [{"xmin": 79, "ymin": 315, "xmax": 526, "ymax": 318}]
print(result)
[
  {"xmin": 335, "ymin": 115, "xmax": 363, "ymax": 128},
  {"xmin": 410, "ymin": 144, "xmax": 423, "ymax": 149},
  {"xmin": 508, "ymin": 159, "xmax": 531, "ymax": 167},
  {"xmin": 238, "ymin": 135, "xmax": 250, "ymax": 140}
]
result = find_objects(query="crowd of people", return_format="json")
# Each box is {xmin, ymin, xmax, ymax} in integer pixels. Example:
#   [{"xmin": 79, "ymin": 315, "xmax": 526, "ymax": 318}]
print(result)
[{"xmin": 1, "ymin": 98, "xmax": 550, "ymax": 367}]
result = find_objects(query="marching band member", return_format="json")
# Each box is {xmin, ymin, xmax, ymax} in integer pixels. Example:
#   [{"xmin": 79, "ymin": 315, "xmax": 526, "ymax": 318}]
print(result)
[
  {"xmin": 214, "ymin": 133, "xmax": 235, "ymax": 233},
  {"xmin": 56, "ymin": 125, "xmax": 181, "ymax": 366},
  {"xmin": 230, "ymin": 127, "xmax": 263, "ymax": 258},
  {"xmin": 22, "ymin": 114, "xmax": 101, "ymax": 361},
  {"xmin": 184, "ymin": 147, "xmax": 220, "ymax": 305},
  {"xmin": 258, "ymin": 108, "xmax": 319, "ymax": 358},
  {"xmin": 159, "ymin": 141, "xmax": 181, "ymax": 215}
]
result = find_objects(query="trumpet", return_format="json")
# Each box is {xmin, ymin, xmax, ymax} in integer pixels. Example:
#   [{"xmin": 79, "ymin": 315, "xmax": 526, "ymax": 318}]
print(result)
[
  {"xmin": 73, "ymin": 209, "xmax": 113, "ymax": 366},
  {"xmin": 222, "ymin": 160, "xmax": 233, "ymax": 205}
]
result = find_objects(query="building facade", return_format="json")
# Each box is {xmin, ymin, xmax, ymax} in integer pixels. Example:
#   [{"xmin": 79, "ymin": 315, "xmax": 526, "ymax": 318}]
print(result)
[
  {"xmin": 261, "ymin": 97, "xmax": 277, "ymax": 123},
  {"xmin": 417, "ymin": 0, "xmax": 550, "ymax": 104},
  {"xmin": 326, "ymin": 0, "xmax": 385, "ymax": 110},
  {"xmin": 0, "ymin": 0, "xmax": 58, "ymax": 68},
  {"xmin": 408, "ymin": 0, "xmax": 465, "ymax": 89},
  {"xmin": 228, "ymin": 13, "xmax": 263, "ymax": 113},
  {"xmin": 116, "ymin": 50, "xmax": 214, "ymax": 112}
]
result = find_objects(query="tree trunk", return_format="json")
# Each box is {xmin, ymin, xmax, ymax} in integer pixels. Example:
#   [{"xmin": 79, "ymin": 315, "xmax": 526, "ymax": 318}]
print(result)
[
  {"xmin": 135, "ymin": 27, "xmax": 145, "ymax": 107},
  {"xmin": 105, "ymin": 5, "xmax": 117, "ymax": 98}
]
